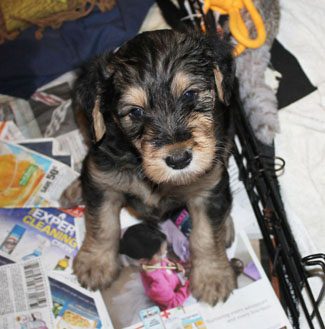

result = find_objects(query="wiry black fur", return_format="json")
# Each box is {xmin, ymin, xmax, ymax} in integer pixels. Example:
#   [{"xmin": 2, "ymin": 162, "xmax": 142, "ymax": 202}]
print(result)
[
  {"xmin": 76, "ymin": 30, "xmax": 234, "ymax": 142},
  {"xmin": 70, "ymin": 29, "xmax": 237, "ymax": 303},
  {"xmin": 78, "ymin": 31, "xmax": 234, "ymax": 220}
]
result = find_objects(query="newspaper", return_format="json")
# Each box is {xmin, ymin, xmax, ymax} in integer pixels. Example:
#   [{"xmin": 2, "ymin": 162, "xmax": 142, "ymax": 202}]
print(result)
[
  {"xmin": 0, "ymin": 208, "xmax": 82, "ymax": 275},
  {"xmin": 0, "ymin": 139, "xmax": 79, "ymax": 207},
  {"xmin": 0, "ymin": 200, "xmax": 292, "ymax": 319},
  {"xmin": 0, "ymin": 206, "xmax": 283, "ymax": 329},
  {"xmin": 0, "ymin": 257, "xmax": 54, "ymax": 329},
  {"xmin": 28, "ymin": 83, "xmax": 88, "ymax": 171},
  {"xmin": 0, "ymin": 82, "xmax": 76, "ymax": 139},
  {"xmin": 0, "ymin": 123, "xmax": 73, "ymax": 167},
  {"xmin": 0, "ymin": 255, "xmax": 114, "ymax": 329},
  {"xmin": 105, "ymin": 229, "xmax": 292, "ymax": 329},
  {"xmin": 199, "ymin": 232, "xmax": 292, "ymax": 329},
  {"xmin": 48, "ymin": 274, "xmax": 114, "ymax": 329},
  {"xmin": 56, "ymin": 129, "xmax": 88, "ymax": 172},
  {"xmin": 0, "ymin": 79, "xmax": 88, "ymax": 172},
  {"xmin": 19, "ymin": 138, "xmax": 72, "ymax": 168},
  {"xmin": 0, "ymin": 207, "xmax": 114, "ymax": 329},
  {"xmin": 0, "ymin": 121, "xmax": 24, "ymax": 141}
]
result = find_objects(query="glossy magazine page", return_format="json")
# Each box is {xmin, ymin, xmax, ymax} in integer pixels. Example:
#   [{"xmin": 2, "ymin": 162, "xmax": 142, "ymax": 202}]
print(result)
[
  {"xmin": 103, "ymin": 227, "xmax": 292, "ymax": 329},
  {"xmin": 0, "ymin": 139, "xmax": 78, "ymax": 207},
  {"xmin": 0, "ymin": 207, "xmax": 80, "ymax": 276}
]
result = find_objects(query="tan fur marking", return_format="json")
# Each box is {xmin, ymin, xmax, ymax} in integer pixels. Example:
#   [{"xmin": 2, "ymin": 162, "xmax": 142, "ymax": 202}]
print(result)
[
  {"xmin": 161, "ymin": 165, "xmax": 223, "ymax": 199},
  {"xmin": 213, "ymin": 67, "xmax": 225, "ymax": 103},
  {"xmin": 133, "ymin": 138, "xmax": 142, "ymax": 152},
  {"xmin": 141, "ymin": 113, "xmax": 217, "ymax": 185},
  {"xmin": 188, "ymin": 197, "xmax": 217, "ymax": 257},
  {"xmin": 88, "ymin": 159, "xmax": 160, "ymax": 207},
  {"xmin": 121, "ymin": 86, "xmax": 147, "ymax": 108},
  {"xmin": 120, "ymin": 114, "xmax": 133, "ymax": 130},
  {"xmin": 92, "ymin": 98, "xmax": 106, "ymax": 142},
  {"xmin": 171, "ymin": 71, "xmax": 192, "ymax": 98},
  {"xmin": 143, "ymin": 140, "xmax": 195, "ymax": 160}
]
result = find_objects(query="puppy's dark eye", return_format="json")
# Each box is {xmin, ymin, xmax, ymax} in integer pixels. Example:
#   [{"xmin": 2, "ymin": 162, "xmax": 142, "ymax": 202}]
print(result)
[
  {"xmin": 129, "ymin": 107, "xmax": 144, "ymax": 119},
  {"xmin": 183, "ymin": 90, "xmax": 197, "ymax": 101}
]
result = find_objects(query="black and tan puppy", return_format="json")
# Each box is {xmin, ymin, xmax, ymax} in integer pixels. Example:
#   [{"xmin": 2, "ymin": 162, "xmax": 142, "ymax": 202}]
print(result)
[{"xmin": 67, "ymin": 29, "xmax": 237, "ymax": 305}]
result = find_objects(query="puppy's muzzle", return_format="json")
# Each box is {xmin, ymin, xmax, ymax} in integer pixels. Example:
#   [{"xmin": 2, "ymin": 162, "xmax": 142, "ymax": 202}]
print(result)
[{"xmin": 165, "ymin": 149, "xmax": 192, "ymax": 170}]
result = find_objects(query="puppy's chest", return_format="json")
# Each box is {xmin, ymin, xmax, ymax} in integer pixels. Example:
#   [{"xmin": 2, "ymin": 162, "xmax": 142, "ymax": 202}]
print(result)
[
  {"xmin": 125, "ymin": 184, "xmax": 182, "ymax": 213},
  {"xmin": 123, "ymin": 165, "xmax": 223, "ymax": 219},
  {"xmin": 124, "ymin": 179, "xmax": 214, "ymax": 219},
  {"xmin": 123, "ymin": 181, "xmax": 187, "ymax": 220}
]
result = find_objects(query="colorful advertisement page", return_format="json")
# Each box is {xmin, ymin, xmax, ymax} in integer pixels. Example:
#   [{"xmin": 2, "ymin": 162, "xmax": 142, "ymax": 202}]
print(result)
[
  {"xmin": 49, "ymin": 277, "xmax": 103, "ymax": 329},
  {"xmin": 0, "ymin": 208, "xmax": 78, "ymax": 274},
  {"xmin": 0, "ymin": 141, "xmax": 52, "ymax": 207}
]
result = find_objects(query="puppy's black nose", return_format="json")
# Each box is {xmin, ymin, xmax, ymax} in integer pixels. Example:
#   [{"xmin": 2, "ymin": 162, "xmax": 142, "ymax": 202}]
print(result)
[{"xmin": 165, "ymin": 150, "xmax": 192, "ymax": 170}]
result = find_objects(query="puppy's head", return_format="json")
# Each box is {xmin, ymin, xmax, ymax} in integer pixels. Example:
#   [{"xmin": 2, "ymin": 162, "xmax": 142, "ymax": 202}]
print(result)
[{"xmin": 75, "ymin": 30, "xmax": 234, "ymax": 185}]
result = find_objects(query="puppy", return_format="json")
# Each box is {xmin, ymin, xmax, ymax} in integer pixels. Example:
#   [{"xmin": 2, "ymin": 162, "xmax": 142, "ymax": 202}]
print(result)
[{"xmin": 67, "ymin": 29, "xmax": 236, "ymax": 305}]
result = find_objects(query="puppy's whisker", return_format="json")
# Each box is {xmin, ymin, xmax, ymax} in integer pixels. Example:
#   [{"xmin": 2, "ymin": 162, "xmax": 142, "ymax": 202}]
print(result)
[
  {"xmin": 215, "ymin": 147, "xmax": 232, "ymax": 156},
  {"xmin": 212, "ymin": 158, "xmax": 227, "ymax": 168}
]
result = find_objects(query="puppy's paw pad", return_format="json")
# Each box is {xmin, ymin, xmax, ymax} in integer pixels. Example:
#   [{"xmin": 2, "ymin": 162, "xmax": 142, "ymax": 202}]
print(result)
[
  {"xmin": 191, "ymin": 263, "xmax": 236, "ymax": 305},
  {"xmin": 73, "ymin": 249, "xmax": 119, "ymax": 290}
]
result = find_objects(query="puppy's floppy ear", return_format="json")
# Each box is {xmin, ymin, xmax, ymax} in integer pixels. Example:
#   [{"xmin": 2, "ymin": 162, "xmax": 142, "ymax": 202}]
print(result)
[
  {"xmin": 92, "ymin": 97, "xmax": 106, "ymax": 142},
  {"xmin": 73, "ymin": 54, "xmax": 113, "ymax": 144},
  {"xmin": 207, "ymin": 35, "xmax": 235, "ymax": 106},
  {"xmin": 213, "ymin": 66, "xmax": 226, "ymax": 105}
]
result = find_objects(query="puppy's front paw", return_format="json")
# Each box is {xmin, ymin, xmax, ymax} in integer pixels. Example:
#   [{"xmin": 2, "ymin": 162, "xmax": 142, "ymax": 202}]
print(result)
[
  {"xmin": 190, "ymin": 259, "xmax": 237, "ymax": 305},
  {"xmin": 73, "ymin": 248, "xmax": 120, "ymax": 290}
]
